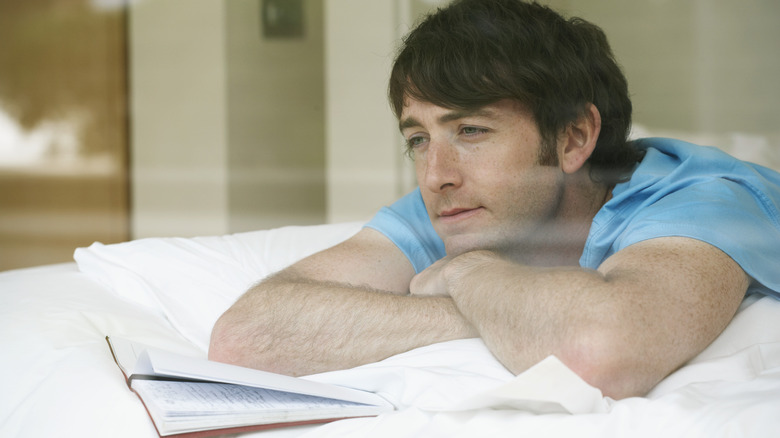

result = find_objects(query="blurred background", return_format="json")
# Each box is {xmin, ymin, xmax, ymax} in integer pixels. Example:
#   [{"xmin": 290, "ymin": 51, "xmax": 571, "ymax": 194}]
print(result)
[{"xmin": 1, "ymin": 0, "xmax": 778, "ymax": 271}]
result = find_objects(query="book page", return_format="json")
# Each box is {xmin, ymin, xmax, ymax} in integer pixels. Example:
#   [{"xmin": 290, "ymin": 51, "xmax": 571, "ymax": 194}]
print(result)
[
  {"xmin": 131, "ymin": 379, "xmax": 388, "ymax": 434},
  {"xmin": 106, "ymin": 336, "xmax": 144, "ymax": 378},
  {"xmin": 144, "ymin": 344, "xmax": 392, "ymax": 408},
  {"xmin": 106, "ymin": 336, "xmax": 394, "ymax": 413},
  {"xmin": 131, "ymin": 379, "xmax": 374, "ymax": 415}
]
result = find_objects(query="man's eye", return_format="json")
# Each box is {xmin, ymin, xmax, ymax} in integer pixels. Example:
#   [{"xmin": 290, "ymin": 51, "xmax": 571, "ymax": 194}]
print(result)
[
  {"xmin": 461, "ymin": 126, "xmax": 487, "ymax": 135},
  {"xmin": 406, "ymin": 136, "xmax": 428, "ymax": 149}
]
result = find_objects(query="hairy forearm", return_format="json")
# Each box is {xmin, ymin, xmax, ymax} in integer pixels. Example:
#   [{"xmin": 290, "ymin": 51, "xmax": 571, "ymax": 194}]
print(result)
[
  {"xmin": 437, "ymin": 242, "xmax": 747, "ymax": 399},
  {"xmin": 442, "ymin": 251, "xmax": 611, "ymax": 377},
  {"xmin": 209, "ymin": 273, "xmax": 478, "ymax": 376}
]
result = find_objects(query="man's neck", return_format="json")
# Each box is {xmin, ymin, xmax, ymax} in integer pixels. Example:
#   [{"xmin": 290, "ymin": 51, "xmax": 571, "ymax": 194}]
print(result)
[{"xmin": 513, "ymin": 174, "xmax": 613, "ymax": 267}]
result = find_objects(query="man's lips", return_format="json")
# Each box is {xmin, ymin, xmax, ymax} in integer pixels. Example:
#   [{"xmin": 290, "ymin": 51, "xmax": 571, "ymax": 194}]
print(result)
[{"xmin": 438, "ymin": 207, "xmax": 483, "ymax": 221}]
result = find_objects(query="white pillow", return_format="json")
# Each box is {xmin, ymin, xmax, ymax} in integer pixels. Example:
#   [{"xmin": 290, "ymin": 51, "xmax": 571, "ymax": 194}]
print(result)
[{"xmin": 74, "ymin": 222, "xmax": 364, "ymax": 351}]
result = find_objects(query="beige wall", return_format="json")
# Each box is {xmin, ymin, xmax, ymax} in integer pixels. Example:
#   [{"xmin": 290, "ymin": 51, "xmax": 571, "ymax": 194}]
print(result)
[
  {"xmin": 324, "ymin": 0, "xmax": 406, "ymax": 223},
  {"xmin": 130, "ymin": 0, "xmax": 229, "ymax": 238},
  {"xmin": 130, "ymin": 0, "xmax": 438, "ymax": 234},
  {"xmin": 546, "ymin": 0, "xmax": 780, "ymax": 135},
  {"xmin": 130, "ymin": 0, "xmax": 325, "ymax": 238},
  {"xmin": 544, "ymin": 0, "xmax": 780, "ymax": 168},
  {"xmin": 226, "ymin": 0, "xmax": 326, "ymax": 231},
  {"xmin": 130, "ymin": 0, "xmax": 780, "ymax": 236},
  {"xmin": 324, "ymin": 0, "xmax": 444, "ymax": 223}
]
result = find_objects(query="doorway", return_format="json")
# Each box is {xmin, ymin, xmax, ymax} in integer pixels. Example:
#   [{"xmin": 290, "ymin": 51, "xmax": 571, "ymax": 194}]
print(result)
[{"xmin": 0, "ymin": 1, "xmax": 129, "ymax": 270}]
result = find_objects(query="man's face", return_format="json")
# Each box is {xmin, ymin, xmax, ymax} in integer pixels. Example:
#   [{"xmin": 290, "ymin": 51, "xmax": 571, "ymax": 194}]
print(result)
[{"xmin": 399, "ymin": 98, "xmax": 565, "ymax": 257}]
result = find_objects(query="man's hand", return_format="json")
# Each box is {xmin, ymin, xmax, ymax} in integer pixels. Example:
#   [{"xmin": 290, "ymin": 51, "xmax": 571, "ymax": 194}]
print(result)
[
  {"xmin": 410, "ymin": 251, "xmax": 501, "ymax": 297},
  {"xmin": 409, "ymin": 256, "xmax": 453, "ymax": 297}
]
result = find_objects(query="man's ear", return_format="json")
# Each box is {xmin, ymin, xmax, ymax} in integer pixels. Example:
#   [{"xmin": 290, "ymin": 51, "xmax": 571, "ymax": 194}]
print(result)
[{"xmin": 559, "ymin": 103, "xmax": 601, "ymax": 174}]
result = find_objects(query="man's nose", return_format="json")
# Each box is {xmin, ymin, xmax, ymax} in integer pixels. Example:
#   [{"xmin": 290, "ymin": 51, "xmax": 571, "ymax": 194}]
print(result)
[{"xmin": 421, "ymin": 140, "xmax": 462, "ymax": 193}]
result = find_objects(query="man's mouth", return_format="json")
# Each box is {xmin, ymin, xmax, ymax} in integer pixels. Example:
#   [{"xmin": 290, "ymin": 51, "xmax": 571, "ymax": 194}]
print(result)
[{"xmin": 438, "ymin": 207, "xmax": 483, "ymax": 221}]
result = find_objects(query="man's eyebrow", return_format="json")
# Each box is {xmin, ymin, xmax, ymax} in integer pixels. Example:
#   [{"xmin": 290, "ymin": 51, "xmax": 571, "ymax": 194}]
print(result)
[
  {"xmin": 399, "ymin": 116, "xmax": 422, "ymax": 132},
  {"xmin": 398, "ymin": 108, "xmax": 496, "ymax": 132}
]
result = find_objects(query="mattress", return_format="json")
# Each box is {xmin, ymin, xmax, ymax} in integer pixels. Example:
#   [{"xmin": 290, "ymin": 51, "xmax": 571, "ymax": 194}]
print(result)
[{"xmin": 2, "ymin": 221, "xmax": 780, "ymax": 437}]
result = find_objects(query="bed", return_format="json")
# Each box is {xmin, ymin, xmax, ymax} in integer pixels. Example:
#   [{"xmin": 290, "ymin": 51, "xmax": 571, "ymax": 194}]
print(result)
[{"xmin": 2, "ymin": 217, "xmax": 780, "ymax": 438}]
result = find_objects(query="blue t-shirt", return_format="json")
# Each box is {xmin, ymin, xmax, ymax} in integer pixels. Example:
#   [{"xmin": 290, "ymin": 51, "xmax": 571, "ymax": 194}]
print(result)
[{"xmin": 365, "ymin": 138, "xmax": 780, "ymax": 298}]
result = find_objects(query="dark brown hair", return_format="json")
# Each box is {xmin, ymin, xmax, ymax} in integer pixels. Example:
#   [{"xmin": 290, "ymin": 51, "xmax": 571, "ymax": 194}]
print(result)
[{"xmin": 389, "ymin": 0, "xmax": 642, "ymax": 183}]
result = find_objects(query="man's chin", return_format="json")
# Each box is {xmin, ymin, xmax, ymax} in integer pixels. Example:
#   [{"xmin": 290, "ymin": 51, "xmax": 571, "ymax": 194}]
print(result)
[{"xmin": 442, "ymin": 235, "xmax": 506, "ymax": 258}]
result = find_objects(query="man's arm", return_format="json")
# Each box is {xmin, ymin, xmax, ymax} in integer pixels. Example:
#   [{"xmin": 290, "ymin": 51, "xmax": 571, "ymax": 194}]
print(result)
[
  {"xmin": 208, "ymin": 228, "xmax": 478, "ymax": 376},
  {"xmin": 412, "ymin": 236, "xmax": 749, "ymax": 399}
]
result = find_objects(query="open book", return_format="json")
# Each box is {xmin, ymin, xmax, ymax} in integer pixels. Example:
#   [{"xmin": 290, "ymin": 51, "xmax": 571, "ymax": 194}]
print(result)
[{"xmin": 106, "ymin": 336, "xmax": 395, "ymax": 438}]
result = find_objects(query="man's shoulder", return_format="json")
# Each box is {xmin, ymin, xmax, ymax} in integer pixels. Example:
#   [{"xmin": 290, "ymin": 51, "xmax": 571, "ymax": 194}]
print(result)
[
  {"xmin": 627, "ymin": 137, "xmax": 780, "ymax": 189},
  {"xmin": 364, "ymin": 188, "xmax": 446, "ymax": 274},
  {"xmin": 586, "ymin": 137, "xmax": 780, "ymax": 297}
]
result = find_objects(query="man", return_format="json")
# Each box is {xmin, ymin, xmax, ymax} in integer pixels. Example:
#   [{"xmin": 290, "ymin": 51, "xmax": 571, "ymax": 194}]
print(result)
[{"xmin": 209, "ymin": 0, "xmax": 780, "ymax": 399}]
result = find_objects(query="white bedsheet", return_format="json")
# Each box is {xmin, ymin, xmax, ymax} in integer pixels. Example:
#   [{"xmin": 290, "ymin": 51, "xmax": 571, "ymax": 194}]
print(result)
[{"xmin": 2, "ymin": 222, "xmax": 780, "ymax": 437}]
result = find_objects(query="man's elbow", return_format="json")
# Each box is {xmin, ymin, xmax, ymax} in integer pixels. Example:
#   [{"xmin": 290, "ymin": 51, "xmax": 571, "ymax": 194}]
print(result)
[
  {"xmin": 557, "ymin": 332, "xmax": 667, "ymax": 400},
  {"xmin": 208, "ymin": 310, "xmax": 262, "ymax": 368},
  {"xmin": 208, "ymin": 312, "xmax": 241, "ymax": 364},
  {"xmin": 565, "ymin": 357, "xmax": 655, "ymax": 400},
  {"xmin": 498, "ymin": 330, "xmax": 666, "ymax": 400}
]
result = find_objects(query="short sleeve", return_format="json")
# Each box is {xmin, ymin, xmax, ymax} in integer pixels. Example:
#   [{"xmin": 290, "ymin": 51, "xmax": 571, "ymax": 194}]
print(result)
[
  {"xmin": 582, "ymin": 139, "xmax": 780, "ymax": 298},
  {"xmin": 614, "ymin": 178, "xmax": 780, "ymax": 296},
  {"xmin": 363, "ymin": 188, "xmax": 446, "ymax": 273}
]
